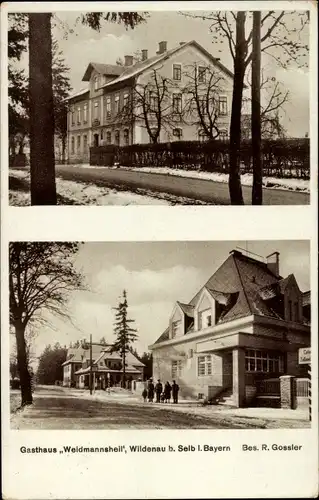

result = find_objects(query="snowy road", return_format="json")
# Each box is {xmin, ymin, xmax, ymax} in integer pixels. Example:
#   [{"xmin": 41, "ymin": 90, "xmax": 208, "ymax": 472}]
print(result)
[{"xmin": 55, "ymin": 164, "xmax": 310, "ymax": 205}]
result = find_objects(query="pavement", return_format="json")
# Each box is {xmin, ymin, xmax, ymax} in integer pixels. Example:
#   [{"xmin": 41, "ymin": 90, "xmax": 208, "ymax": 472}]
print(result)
[
  {"xmin": 10, "ymin": 386, "xmax": 310, "ymax": 430},
  {"xmin": 55, "ymin": 165, "xmax": 310, "ymax": 205}
]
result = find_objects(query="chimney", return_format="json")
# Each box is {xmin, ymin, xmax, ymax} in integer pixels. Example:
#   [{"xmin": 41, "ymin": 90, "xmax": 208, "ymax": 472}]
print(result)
[
  {"xmin": 157, "ymin": 41, "xmax": 167, "ymax": 54},
  {"xmin": 141, "ymin": 49, "xmax": 148, "ymax": 61},
  {"xmin": 266, "ymin": 252, "xmax": 280, "ymax": 277},
  {"xmin": 124, "ymin": 55, "xmax": 134, "ymax": 67}
]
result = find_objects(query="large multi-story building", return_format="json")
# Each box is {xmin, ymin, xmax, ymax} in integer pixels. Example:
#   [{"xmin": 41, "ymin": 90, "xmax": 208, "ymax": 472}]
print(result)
[
  {"xmin": 66, "ymin": 40, "xmax": 234, "ymax": 163},
  {"xmin": 149, "ymin": 248, "xmax": 311, "ymax": 408}
]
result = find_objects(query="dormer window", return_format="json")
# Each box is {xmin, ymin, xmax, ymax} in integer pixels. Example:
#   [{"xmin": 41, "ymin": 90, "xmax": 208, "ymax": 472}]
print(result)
[{"xmin": 198, "ymin": 308, "xmax": 212, "ymax": 330}]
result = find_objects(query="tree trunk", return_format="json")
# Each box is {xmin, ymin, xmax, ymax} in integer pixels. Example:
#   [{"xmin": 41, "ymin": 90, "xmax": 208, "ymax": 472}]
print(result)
[
  {"xmin": 15, "ymin": 322, "xmax": 33, "ymax": 406},
  {"xmin": 251, "ymin": 11, "xmax": 262, "ymax": 205},
  {"xmin": 122, "ymin": 351, "xmax": 126, "ymax": 388},
  {"xmin": 29, "ymin": 13, "xmax": 57, "ymax": 205},
  {"xmin": 228, "ymin": 12, "xmax": 246, "ymax": 205},
  {"xmin": 61, "ymin": 135, "xmax": 66, "ymax": 164}
]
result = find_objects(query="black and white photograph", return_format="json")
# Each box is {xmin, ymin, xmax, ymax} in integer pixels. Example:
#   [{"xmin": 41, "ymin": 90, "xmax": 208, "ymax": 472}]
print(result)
[
  {"xmin": 9, "ymin": 241, "xmax": 311, "ymax": 430},
  {"xmin": 8, "ymin": 8, "xmax": 310, "ymax": 206}
]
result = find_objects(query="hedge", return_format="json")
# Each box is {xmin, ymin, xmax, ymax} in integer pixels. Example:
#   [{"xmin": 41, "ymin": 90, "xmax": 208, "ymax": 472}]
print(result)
[{"xmin": 90, "ymin": 138, "xmax": 309, "ymax": 179}]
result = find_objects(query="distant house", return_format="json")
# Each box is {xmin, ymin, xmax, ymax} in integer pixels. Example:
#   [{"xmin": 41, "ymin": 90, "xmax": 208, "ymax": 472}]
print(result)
[
  {"xmin": 63, "ymin": 343, "xmax": 145, "ymax": 389},
  {"xmin": 149, "ymin": 249, "xmax": 310, "ymax": 408},
  {"xmin": 65, "ymin": 40, "xmax": 234, "ymax": 163}
]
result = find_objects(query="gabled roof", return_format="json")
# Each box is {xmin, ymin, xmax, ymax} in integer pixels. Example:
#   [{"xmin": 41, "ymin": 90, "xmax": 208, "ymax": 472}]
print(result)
[
  {"xmin": 65, "ymin": 88, "xmax": 90, "ymax": 102},
  {"xmin": 100, "ymin": 40, "xmax": 234, "ymax": 91},
  {"xmin": 153, "ymin": 249, "xmax": 292, "ymax": 346},
  {"xmin": 82, "ymin": 62, "xmax": 125, "ymax": 81},
  {"xmin": 177, "ymin": 302, "xmax": 194, "ymax": 318}
]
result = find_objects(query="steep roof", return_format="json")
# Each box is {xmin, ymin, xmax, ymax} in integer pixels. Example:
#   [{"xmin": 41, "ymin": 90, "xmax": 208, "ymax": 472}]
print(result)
[
  {"xmin": 153, "ymin": 250, "xmax": 288, "ymax": 346},
  {"xmin": 65, "ymin": 88, "xmax": 90, "ymax": 102},
  {"xmin": 82, "ymin": 62, "xmax": 125, "ymax": 81},
  {"xmin": 100, "ymin": 40, "xmax": 234, "ymax": 90},
  {"xmin": 177, "ymin": 302, "xmax": 194, "ymax": 318}
]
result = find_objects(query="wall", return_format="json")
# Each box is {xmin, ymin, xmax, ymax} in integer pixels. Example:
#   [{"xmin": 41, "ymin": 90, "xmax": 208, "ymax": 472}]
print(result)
[
  {"xmin": 152, "ymin": 339, "xmax": 233, "ymax": 400},
  {"xmin": 136, "ymin": 43, "xmax": 233, "ymax": 144}
]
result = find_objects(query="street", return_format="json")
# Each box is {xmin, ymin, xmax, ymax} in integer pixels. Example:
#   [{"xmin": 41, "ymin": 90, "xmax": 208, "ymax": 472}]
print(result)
[
  {"xmin": 55, "ymin": 165, "xmax": 310, "ymax": 205},
  {"xmin": 10, "ymin": 386, "xmax": 310, "ymax": 430}
]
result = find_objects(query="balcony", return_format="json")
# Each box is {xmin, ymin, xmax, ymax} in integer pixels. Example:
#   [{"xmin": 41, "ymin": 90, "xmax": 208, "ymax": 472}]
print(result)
[{"xmin": 92, "ymin": 118, "xmax": 100, "ymax": 127}]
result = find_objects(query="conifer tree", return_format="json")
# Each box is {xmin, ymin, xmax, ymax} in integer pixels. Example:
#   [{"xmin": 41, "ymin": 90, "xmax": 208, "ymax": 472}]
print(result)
[{"xmin": 111, "ymin": 290, "xmax": 138, "ymax": 387}]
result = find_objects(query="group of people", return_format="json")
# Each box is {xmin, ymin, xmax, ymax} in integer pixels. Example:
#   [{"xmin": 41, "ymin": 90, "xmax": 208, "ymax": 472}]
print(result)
[{"xmin": 142, "ymin": 379, "xmax": 179, "ymax": 404}]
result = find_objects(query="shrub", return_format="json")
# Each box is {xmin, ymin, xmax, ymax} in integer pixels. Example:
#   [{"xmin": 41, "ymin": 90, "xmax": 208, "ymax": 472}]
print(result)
[{"xmin": 89, "ymin": 138, "xmax": 309, "ymax": 179}]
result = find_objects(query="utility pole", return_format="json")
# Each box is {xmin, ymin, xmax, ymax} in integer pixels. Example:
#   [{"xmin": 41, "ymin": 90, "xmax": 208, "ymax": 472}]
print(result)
[
  {"xmin": 251, "ymin": 11, "xmax": 262, "ymax": 205},
  {"xmin": 89, "ymin": 334, "xmax": 93, "ymax": 395}
]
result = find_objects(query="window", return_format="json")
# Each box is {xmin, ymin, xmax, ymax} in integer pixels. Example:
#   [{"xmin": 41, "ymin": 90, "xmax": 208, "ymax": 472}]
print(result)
[
  {"xmin": 288, "ymin": 300, "xmax": 292, "ymax": 321},
  {"xmin": 115, "ymin": 130, "xmax": 120, "ymax": 145},
  {"xmin": 77, "ymin": 135, "xmax": 81, "ymax": 152},
  {"xmin": 198, "ymin": 66, "xmax": 206, "ymax": 83},
  {"xmin": 219, "ymin": 129, "xmax": 228, "ymax": 142},
  {"xmin": 123, "ymin": 93, "xmax": 129, "ymax": 110},
  {"xmin": 173, "ymin": 93, "xmax": 182, "ymax": 114},
  {"xmin": 294, "ymin": 302, "xmax": 299, "ymax": 322},
  {"xmin": 172, "ymin": 320, "xmax": 181, "ymax": 338},
  {"xmin": 83, "ymin": 103, "xmax": 88, "ymax": 123},
  {"xmin": 71, "ymin": 108, "xmax": 75, "ymax": 125},
  {"xmin": 245, "ymin": 350, "xmax": 284, "ymax": 373},
  {"xmin": 94, "ymin": 101, "xmax": 99, "ymax": 120},
  {"xmin": 149, "ymin": 91, "xmax": 158, "ymax": 112},
  {"xmin": 219, "ymin": 96, "xmax": 228, "ymax": 115},
  {"xmin": 172, "ymin": 360, "xmax": 182, "ymax": 378},
  {"xmin": 71, "ymin": 137, "xmax": 75, "ymax": 154},
  {"xmin": 123, "ymin": 129, "xmax": 129, "ymax": 146},
  {"xmin": 83, "ymin": 135, "xmax": 87, "ymax": 152},
  {"xmin": 198, "ymin": 355, "xmax": 212, "ymax": 376},
  {"xmin": 94, "ymin": 75, "xmax": 99, "ymax": 91},
  {"xmin": 173, "ymin": 128, "xmax": 183, "ymax": 139},
  {"xmin": 198, "ymin": 129, "xmax": 208, "ymax": 142},
  {"xmin": 105, "ymin": 98, "xmax": 111, "ymax": 118},
  {"xmin": 115, "ymin": 95, "xmax": 120, "ymax": 114},
  {"xmin": 77, "ymin": 107, "xmax": 81, "ymax": 123},
  {"xmin": 173, "ymin": 64, "xmax": 182, "ymax": 81},
  {"xmin": 100, "ymin": 130, "xmax": 104, "ymax": 141},
  {"xmin": 106, "ymin": 131, "xmax": 112, "ymax": 144},
  {"xmin": 198, "ymin": 309, "xmax": 212, "ymax": 330}
]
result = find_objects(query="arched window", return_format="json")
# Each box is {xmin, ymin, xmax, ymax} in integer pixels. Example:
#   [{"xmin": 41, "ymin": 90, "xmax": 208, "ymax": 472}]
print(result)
[
  {"xmin": 94, "ymin": 75, "xmax": 99, "ymax": 91},
  {"xmin": 115, "ymin": 130, "xmax": 120, "ymax": 146},
  {"xmin": 123, "ymin": 129, "xmax": 129, "ymax": 146},
  {"xmin": 106, "ymin": 131, "xmax": 112, "ymax": 144},
  {"xmin": 71, "ymin": 137, "xmax": 75, "ymax": 154}
]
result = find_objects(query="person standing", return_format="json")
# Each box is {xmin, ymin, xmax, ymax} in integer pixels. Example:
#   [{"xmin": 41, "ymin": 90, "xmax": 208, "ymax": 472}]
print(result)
[
  {"xmin": 155, "ymin": 379, "xmax": 163, "ymax": 403},
  {"xmin": 147, "ymin": 379, "xmax": 154, "ymax": 402},
  {"xmin": 142, "ymin": 387, "xmax": 148, "ymax": 402},
  {"xmin": 172, "ymin": 380, "xmax": 179, "ymax": 404},
  {"xmin": 164, "ymin": 381, "xmax": 172, "ymax": 403}
]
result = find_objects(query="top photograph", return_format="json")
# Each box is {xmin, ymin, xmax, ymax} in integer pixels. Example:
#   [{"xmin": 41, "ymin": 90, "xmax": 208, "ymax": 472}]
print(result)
[{"xmin": 7, "ymin": 9, "xmax": 310, "ymax": 206}]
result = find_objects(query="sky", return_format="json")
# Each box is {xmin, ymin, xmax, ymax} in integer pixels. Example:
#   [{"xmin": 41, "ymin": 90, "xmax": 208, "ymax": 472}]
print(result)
[
  {"xmin": 27, "ymin": 240, "xmax": 310, "ymax": 361},
  {"xmin": 13, "ymin": 10, "xmax": 310, "ymax": 137}
]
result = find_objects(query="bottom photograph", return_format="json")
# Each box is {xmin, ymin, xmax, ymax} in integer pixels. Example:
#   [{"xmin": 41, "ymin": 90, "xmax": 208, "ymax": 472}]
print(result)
[{"xmin": 9, "ymin": 240, "xmax": 311, "ymax": 430}]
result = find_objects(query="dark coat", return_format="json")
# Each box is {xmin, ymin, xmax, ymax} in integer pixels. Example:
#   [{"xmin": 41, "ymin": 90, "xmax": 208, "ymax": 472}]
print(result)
[
  {"xmin": 172, "ymin": 382, "xmax": 179, "ymax": 395},
  {"xmin": 155, "ymin": 382, "xmax": 163, "ymax": 394},
  {"xmin": 147, "ymin": 383, "xmax": 154, "ymax": 398},
  {"xmin": 164, "ymin": 383, "xmax": 172, "ymax": 398}
]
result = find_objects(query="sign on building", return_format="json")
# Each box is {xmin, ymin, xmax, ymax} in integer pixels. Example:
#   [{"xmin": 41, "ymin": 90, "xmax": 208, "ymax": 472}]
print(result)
[{"xmin": 298, "ymin": 347, "xmax": 311, "ymax": 365}]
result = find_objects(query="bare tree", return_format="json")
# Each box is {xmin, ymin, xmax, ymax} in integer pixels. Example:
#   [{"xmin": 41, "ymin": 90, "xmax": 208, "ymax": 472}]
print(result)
[
  {"xmin": 243, "ymin": 71, "xmax": 289, "ymax": 139},
  {"xmin": 9, "ymin": 242, "xmax": 86, "ymax": 406},
  {"xmin": 117, "ymin": 68, "xmax": 174, "ymax": 144},
  {"xmin": 182, "ymin": 10, "xmax": 309, "ymax": 204},
  {"xmin": 182, "ymin": 63, "xmax": 227, "ymax": 140}
]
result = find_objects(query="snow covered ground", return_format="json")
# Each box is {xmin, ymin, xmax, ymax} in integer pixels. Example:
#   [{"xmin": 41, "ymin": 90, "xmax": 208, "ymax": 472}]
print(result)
[
  {"xmin": 117, "ymin": 166, "xmax": 310, "ymax": 193},
  {"xmin": 9, "ymin": 169, "xmax": 206, "ymax": 206}
]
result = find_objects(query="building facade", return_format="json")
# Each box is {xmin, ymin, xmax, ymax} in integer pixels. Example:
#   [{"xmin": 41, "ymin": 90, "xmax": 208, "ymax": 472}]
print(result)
[
  {"xmin": 62, "ymin": 344, "xmax": 145, "ymax": 389},
  {"xmin": 149, "ymin": 249, "xmax": 310, "ymax": 408},
  {"xmin": 66, "ymin": 40, "xmax": 234, "ymax": 163}
]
